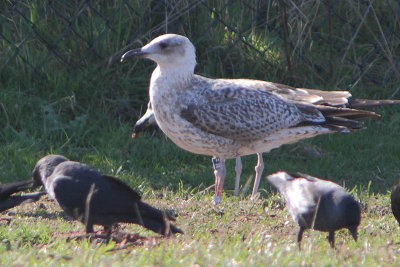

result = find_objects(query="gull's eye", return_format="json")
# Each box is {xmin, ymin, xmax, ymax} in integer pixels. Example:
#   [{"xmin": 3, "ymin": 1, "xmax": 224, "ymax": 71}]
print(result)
[{"xmin": 159, "ymin": 42, "xmax": 168, "ymax": 49}]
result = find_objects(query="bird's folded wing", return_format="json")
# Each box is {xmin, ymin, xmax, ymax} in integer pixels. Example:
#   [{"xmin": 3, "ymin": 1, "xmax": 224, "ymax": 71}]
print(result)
[
  {"xmin": 102, "ymin": 175, "xmax": 142, "ymax": 201},
  {"xmin": 216, "ymin": 77, "xmax": 351, "ymax": 106},
  {"xmin": 181, "ymin": 87, "xmax": 325, "ymax": 141},
  {"xmin": 296, "ymin": 88, "xmax": 351, "ymax": 106}
]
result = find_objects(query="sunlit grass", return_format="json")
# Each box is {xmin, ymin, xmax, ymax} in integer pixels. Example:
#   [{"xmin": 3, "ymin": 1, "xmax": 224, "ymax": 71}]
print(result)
[
  {"xmin": 0, "ymin": 187, "xmax": 400, "ymax": 266},
  {"xmin": 1, "ymin": 0, "xmax": 400, "ymax": 265}
]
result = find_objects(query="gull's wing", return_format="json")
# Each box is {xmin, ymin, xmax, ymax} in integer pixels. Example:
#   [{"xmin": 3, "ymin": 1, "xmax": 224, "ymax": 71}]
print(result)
[
  {"xmin": 219, "ymin": 78, "xmax": 352, "ymax": 106},
  {"xmin": 181, "ymin": 85, "xmax": 326, "ymax": 141}
]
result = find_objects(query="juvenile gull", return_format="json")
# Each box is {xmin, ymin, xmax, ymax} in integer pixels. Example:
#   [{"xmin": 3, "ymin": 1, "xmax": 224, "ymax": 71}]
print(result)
[
  {"xmin": 132, "ymin": 101, "xmax": 260, "ymax": 199},
  {"xmin": 267, "ymin": 171, "xmax": 360, "ymax": 248},
  {"xmin": 121, "ymin": 34, "xmax": 400, "ymax": 204}
]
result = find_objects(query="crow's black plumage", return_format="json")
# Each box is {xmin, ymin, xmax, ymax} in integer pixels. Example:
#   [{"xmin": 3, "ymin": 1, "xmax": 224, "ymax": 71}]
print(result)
[
  {"xmin": 267, "ymin": 171, "xmax": 360, "ymax": 248},
  {"xmin": 32, "ymin": 154, "xmax": 183, "ymax": 236},
  {"xmin": 0, "ymin": 179, "xmax": 44, "ymax": 212},
  {"xmin": 0, "ymin": 179, "xmax": 34, "ymax": 201},
  {"xmin": 391, "ymin": 181, "xmax": 400, "ymax": 226},
  {"xmin": 0, "ymin": 192, "xmax": 45, "ymax": 213}
]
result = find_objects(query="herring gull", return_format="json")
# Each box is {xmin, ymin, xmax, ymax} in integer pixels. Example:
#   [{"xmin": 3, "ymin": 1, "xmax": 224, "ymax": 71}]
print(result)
[
  {"xmin": 121, "ymin": 33, "xmax": 400, "ymax": 204},
  {"xmin": 267, "ymin": 171, "xmax": 360, "ymax": 248}
]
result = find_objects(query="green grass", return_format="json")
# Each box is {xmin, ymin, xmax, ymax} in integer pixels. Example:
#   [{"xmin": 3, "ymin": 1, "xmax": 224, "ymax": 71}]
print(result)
[
  {"xmin": 0, "ymin": 184, "xmax": 399, "ymax": 266},
  {"xmin": 1, "ymin": 122, "xmax": 400, "ymax": 266},
  {"xmin": 1, "ymin": 0, "xmax": 400, "ymax": 265}
]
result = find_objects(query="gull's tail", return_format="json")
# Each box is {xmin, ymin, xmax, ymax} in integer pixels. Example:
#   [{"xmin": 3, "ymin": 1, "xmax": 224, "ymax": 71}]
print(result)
[
  {"xmin": 296, "ymin": 103, "xmax": 380, "ymax": 132},
  {"xmin": 316, "ymin": 98, "xmax": 400, "ymax": 131},
  {"xmin": 317, "ymin": 105, "xmax": 380, "ymax": 131}
]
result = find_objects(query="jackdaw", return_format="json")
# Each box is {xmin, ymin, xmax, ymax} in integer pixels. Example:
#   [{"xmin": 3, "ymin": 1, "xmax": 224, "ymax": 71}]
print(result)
[
  {"xmin": 32, "ymin": 154, "xmax": 183, "ymax": 236},
  {"xmin": 267, "ymin": 171, "xmax": 360, "ymax": 248}
]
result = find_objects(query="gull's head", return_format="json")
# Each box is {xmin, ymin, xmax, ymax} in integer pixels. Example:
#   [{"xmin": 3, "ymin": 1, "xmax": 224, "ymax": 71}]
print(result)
[{"xmin": 121, "ymin": 34, "xmax": 196, "ymax": 72}]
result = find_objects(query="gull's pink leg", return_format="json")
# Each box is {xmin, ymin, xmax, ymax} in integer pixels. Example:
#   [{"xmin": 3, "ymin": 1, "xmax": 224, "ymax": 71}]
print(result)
[
  {"xmin": 234, "ymin": 157, "xmax": 242, "ymax": 196},
  {"xmin": 251, "ymin": 153, "xmax": 264, "ymax": 200},
  {"xmin": 212, "ymin": 157, "xmax": 226, "ymax": 204}
]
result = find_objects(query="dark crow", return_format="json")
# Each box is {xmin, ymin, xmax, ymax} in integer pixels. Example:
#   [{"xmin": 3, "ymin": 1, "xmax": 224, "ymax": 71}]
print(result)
[
  {"xmin": 32, "ymin": 154, "xmax": 183, "ymax": 236},
  {"xmin": 0, "ymin": 179, "xmax": 35, "ymax": 201},
  {"xmin": 0, "ymin": 179, "xmax": 44, "ymax": 213},
  {"xmin": 391, "ymin": 181, "xmax": 400, "ymax": 226},
  {"xmin": 0, "ymin": 192, "xmax": 46, "ymax": 213},
  {"xmin": 267, "ymin": 171, "xmax": 360, "ymax": 248}
]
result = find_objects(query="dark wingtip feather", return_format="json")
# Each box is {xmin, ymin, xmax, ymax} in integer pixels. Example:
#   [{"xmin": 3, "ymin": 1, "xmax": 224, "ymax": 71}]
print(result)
[{"xmin": 296, "ymin": 104, "xmax": 381, "ymax": 132}]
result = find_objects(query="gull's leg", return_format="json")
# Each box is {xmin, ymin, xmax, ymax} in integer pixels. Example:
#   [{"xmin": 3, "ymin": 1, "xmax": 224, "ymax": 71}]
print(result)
[
  {"xmin": 212, "ymin": 157, "xmax": 226, "ymax": 205},
  {"xmin": 251, "ymin": 153, "xmax": 264, "ymax": 200},
  {"xmin": 234, "ymin": 157, "xmax": 242, "ymax": 196}
]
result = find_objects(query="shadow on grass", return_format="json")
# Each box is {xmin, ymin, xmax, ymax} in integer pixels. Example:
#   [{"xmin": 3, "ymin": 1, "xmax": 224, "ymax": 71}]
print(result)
[{"xmin": 17, "ymin": 210, "xmax": 72, "ymax": 221}]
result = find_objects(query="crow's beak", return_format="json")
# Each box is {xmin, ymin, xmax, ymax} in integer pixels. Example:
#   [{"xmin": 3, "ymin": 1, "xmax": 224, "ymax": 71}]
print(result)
[{"xmin": 121, "ymin": 49, "xmax": 148, "ymax": 62}]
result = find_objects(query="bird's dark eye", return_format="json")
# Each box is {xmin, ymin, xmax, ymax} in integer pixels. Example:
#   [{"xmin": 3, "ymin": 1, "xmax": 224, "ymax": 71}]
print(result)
[{"xmin": 159, "ymin": 42, "xmax": 168, "ymax": 49}]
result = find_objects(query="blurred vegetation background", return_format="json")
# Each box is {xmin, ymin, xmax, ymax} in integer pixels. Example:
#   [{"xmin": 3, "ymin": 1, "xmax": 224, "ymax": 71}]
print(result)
[{"xmin": 1, "ymin": 0, "xmax": 399, "ymax": 194}]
